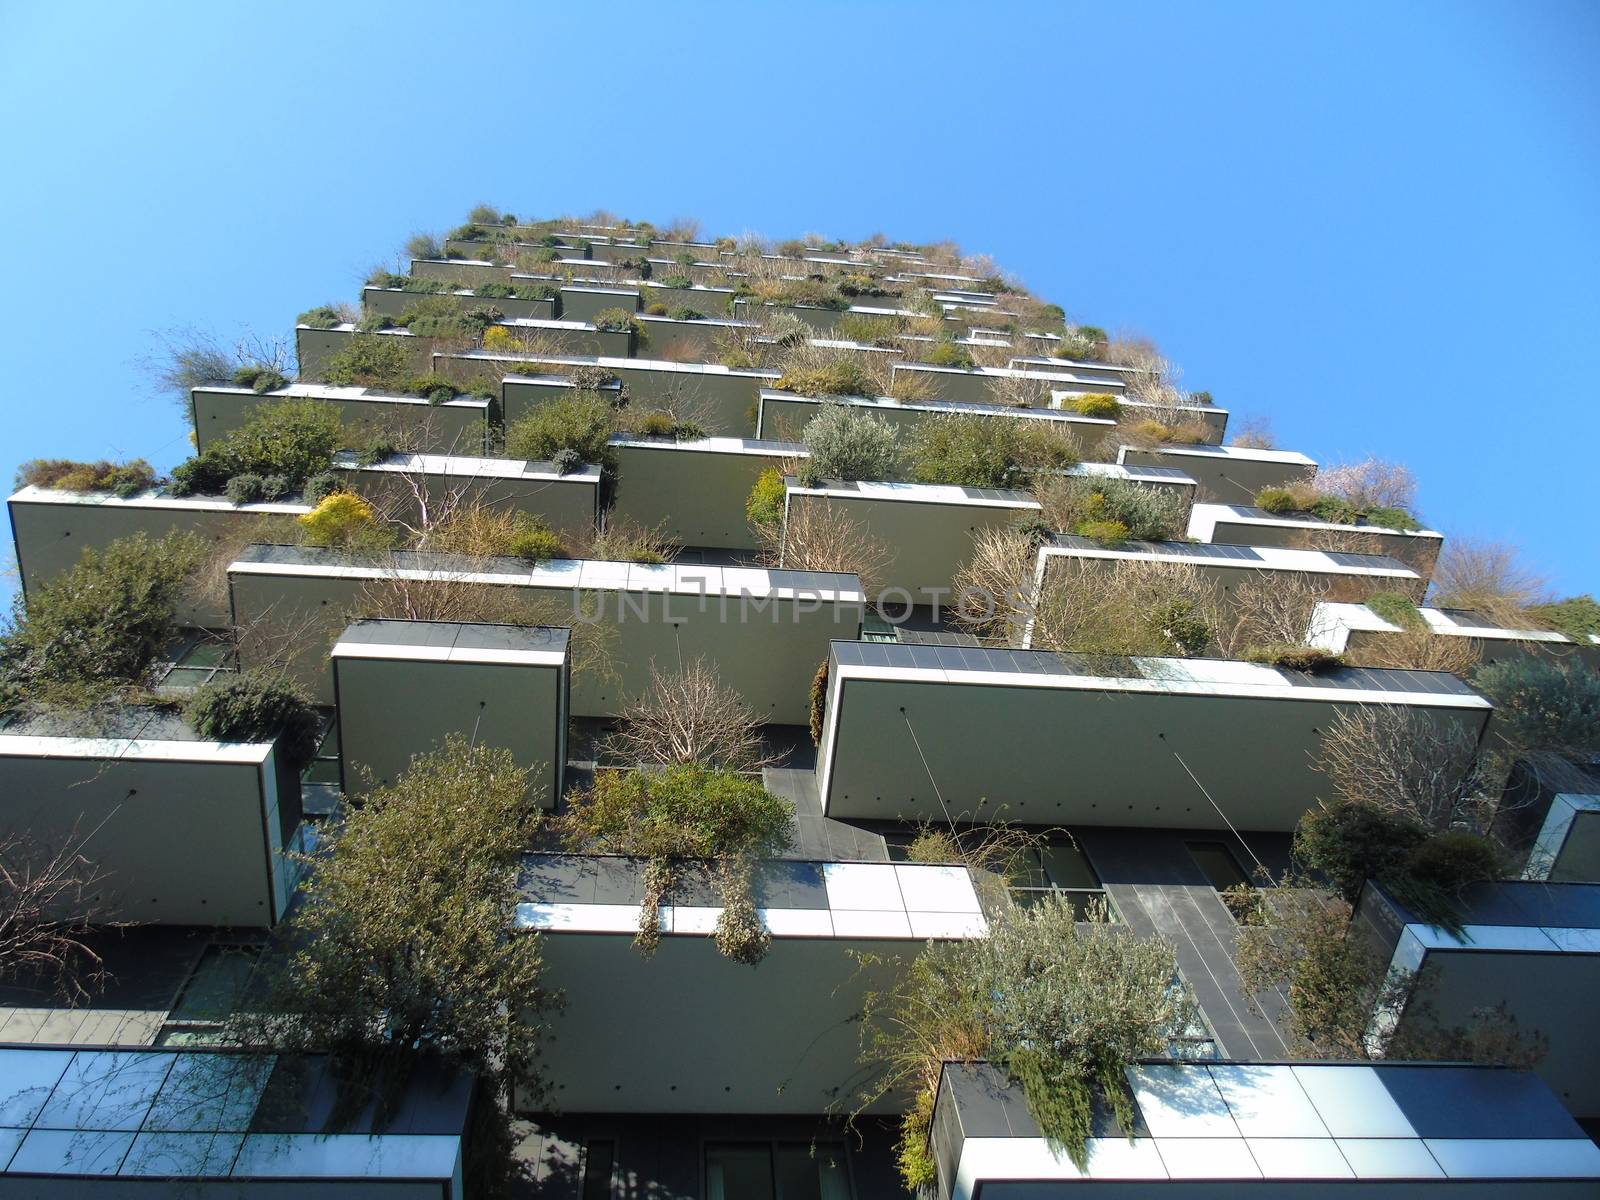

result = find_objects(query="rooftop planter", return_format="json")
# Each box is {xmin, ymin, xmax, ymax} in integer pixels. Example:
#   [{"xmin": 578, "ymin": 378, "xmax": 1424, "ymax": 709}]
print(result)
[
  {"xmin": 1307, "ymin": 600, "xmax": 1600, "ymax": 673},
  {"xmin": 516, "ymin": 853, "xmax": 985, "ymax": 1114},
  {"xmin": 331, "ymin": 619, "xmax": 569, "ymax": 809},
  {"xmin": 0, "ymin": 1047, "xmax": 471, "ymax": 1194},
  {"xmin": 1031, "ymin": 537, "xmax": 1424, "ymax": 638},
  {"xmin": 891, "ymin": 360, "xmax": 1131, "ymax": 409},
  {"xmin": 476, "ymin": 355, "xmax": 778, "ymax": 434},
  {"xmin": 1118, "ymin": 442, "xmax": 1318, "ymax": 504},
  {"xmin": 1355, "ymin": 878, "xmax": 1600, "ymax": 1123},
  {"xmin": 1051, "ymin": 389, "xmax": 1230, "ymax": 445},
  {"xmin": 0, "ymin": 706, "xmax": 304, "ymax": 926},
  {"xmin": 191, "ymin": 381, "xmax": 490, "ymax": 457},
  {"xmin": 362, "ymin": 282, "xmax": 557, "ymax": 322},
  {"xmin": 755, "ymin": 388, "xmax": 1117, "ymax": 445},
  {"xmin": 816, "ymin": 639, "xmax": 1488, "ymax": 827},
  {"xmin": 609, "ymin": 435, "xmax": 804, "ymax": 552},
  {"xmin": 330, "ymin": 450, "xmax": 601, "ymax": 540},
  {"xmin": 7, "ymin": 484, "xmax": 309, "ymax": 629},
  {"xmin": 227, "ymin": 544, "xmax": 864, "ymax": 715},
  {"xmin": 783, "ymin": 477, "xmax": 1041, "ymax": 605},
  {"xmin": 931, "ymin": 1059, "xmax": 1600, "ymax": 1198},
  {"xmin": 1187, "ymin": 501, "xmax": 1444, "ymax": 581}
]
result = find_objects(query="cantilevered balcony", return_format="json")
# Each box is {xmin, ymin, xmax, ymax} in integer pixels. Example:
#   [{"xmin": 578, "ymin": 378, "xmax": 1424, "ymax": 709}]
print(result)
[
  {"xmin": 610, "ymin": 435, "xmax": 805, "ymax": 551},
  {"xmin": 816, "ymin": 640, "xmax": 1490, "ymax": 827},
  {"xmin": 515, "ymin": 853, "xmax": 986, "ymax": 1115},
  {"xmin": 1309, "ymin": 600, "xmax": 1600, "ymax": 671},
  {"xmin": 1118, "ymin": 442, "xmax": 1316, "ymax": 504},
  {"xmin": 1188, "ymin": 501, "xmax": 1444, "ymax": 582},
  {"xmin": 191, "ymin": 380, "xmax": 491, "ymax": 455},
  {"xmin": 0, "ymin": 707, "xmax": 303, "ymax": 927},
  {"xmin": 1355, "ymin": 879, "xmax": 1600, "ymax": 1122},
  {"xmin": 931, "ymin": 1059, "xmax": 1600, "ymax": 1198},
  {"xmin": 754, "ymin": 388, "xmax": 1117, "ymax": 445},
  {"xmin": 228, "ymin": 544, "xmax": 863, "ymax": 716}
]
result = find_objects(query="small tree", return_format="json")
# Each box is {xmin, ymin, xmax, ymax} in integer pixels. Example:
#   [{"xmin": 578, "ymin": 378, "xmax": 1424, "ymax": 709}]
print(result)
[
  {"xmin": 235, "ymin": 736, "xmax": 549, "ymax": 1116},
  {"xmin": 1473, "ymin": 657, "xmax": 1600, "ymax": 762},
  {"xmin": 1315, "ymin": 707, "xmax": 1490, "ymax": 831},
  {"xmin": 0, "ymin": 829, "xmax": 108, "ymax": 1003},
  {"xmin": 606, "ymin": 659, "xmax": 778, "ymax": 772},
  {"xmin": 796, "ymin": 402, "xmax": 901, "ymax": 484}
]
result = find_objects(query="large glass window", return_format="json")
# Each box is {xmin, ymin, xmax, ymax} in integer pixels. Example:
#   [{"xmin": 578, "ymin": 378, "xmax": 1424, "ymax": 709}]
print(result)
[
  {"xmin": 1186, "ymin": 840, "xmax": 1250, "ymax": 891},
  {"xmin": 706, "ymin": 1142, "xmax": 850, "ymax": 1200}
]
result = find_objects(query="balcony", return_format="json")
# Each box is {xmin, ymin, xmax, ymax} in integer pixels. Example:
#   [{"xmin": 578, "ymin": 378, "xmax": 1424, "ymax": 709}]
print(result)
[
  {"xmin": 1309, "ymin": 600, "xmax": 1600, "ymax": 671},
  {"xmin": 1188, "ymin": 502, "xmax": 1443, "ymax": 581},
  {"xmin": 7, "ymin": 485, "xmax": 308, "ymax": 630},
  {"xmin": 515, "ymin": 853, "xmax": 986, "ymax": 1114},
  {"xmin": 610, "ymin": 435, "xmax": 804, "ymax": 551},
  {"xmin": 361, "ymin": 283, "xmax": 556, "ymax": 322},
  {"xmin": 754, "ymin": 388, "xmax": 1117, "ymax": 446},
  {"xmin": 0, "ymin": 1047, "xmax": 470, "ymax": 1196},
  {"xmin": 890, "ymin": 361, "xmax": 1128, "ymax": 408},
  {"xmin": 296, "ymin": 319, "xmax": 631, "ymax": 382},
  {"xmin": 331, "ymin": 619, "xmax": 569, "ymax": 809},
  {"xmin": 1355, "ymin": 878, "xmax": 1600, "ymax": 1121},
  {"xmin": 816, "ymin": 640, "xmax": 1489, "ymax": 827},
  {"xmin": 930, "ymin": 1059, "xmax": 1600, "ymax": 1198},
  {"xmin": 330, "ymin": 450, "xmax": 601, "ymax": 540},
  {"xmin": 191, "ymin": 380, "xmax": 490, "ymax": 456},
  {"xmin": 0, "ymin": 706, "xmax": 302, "ymax": 927},
  {"xmin": 1117, "ymin": 442, "xmax": 1316, "ymax": 504},
  {"xmin": 227, "ymin": 544, "xmax": 864, "ymax": 716},
  {"xmin": 783, "ymin": 477, "xmax": 1041, "ymax": 604}
]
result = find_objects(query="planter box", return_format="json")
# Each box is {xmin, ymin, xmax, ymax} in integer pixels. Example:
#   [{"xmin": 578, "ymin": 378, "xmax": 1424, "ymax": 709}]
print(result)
[
  {"xmin": 297, "ymin": 322, "xmax": 631, "ymax": 384},
  {"xmin": 444, "ymin": 236, "xmax": 590, "ymax": 261},
  {"xmin": 361, "ymin": 284, "xmax": 556, "ymax": 322},
  {"xmin": 817, "ymin": 639, "xmax": 1489, "ymax": 827},
  {"xmin": 227, "ymin": 545, "xmax": 864, "ymax": 715},
  {"xmin": 515, "ymin": 854, "xmax": 985, "ymax": 1114},
  {"xmin": 410, "ymin": 257, "xmax": 513, "ymax": 287},
  {"xmin": 1189, "ymin": 502, "xmax": 1444, "ymax": 581},
  {"xmin": 640, "ymin": 282, "xmax": 736, "ymax": 313},
  {"xmin": 1029, "ymin": 537, "xmax": 1425, "ymax": 642},
  {"xmin": 331, "ymin": 451, "xmax": 601, "ymax": 540},
  {"xmin": 1053, "ymin": 389, "xmax": 1230, "ymax": 445},
  {"xmin": 610, "ymin": 436, "xmax": 803, "ymax": 551},
  {"xmin": 7, "ymin": 485, "xmax": 307, "ymax": 629},
  {"xmin": 755, "ymin": 388, "xmax": 1116, "ymax": 447},
  {"xmin": 635, "ymin": 313, "xmax": 755, "ymax": 360},
  {"xmin": 295, "ymin": 324, "xmax": 433, "ymax": 382},
  {"xmin": 558, "ymin": 284, "xmax": 641, "ymax": 322},
  {"xmin": 1356, "ymin": 878, "xmax": 1600, "ymax": 1124},
  {"xmin": 1118, "ymin": 442, "xmax": 1316, "ymax": 504},
  {"xmin": 930, "ymin": 1060, "xmax": 1600, "ymax": 1200},
  {"xmin": 891, "ymin": 360, "xmax": 1129, "ymax": 407},
  {"xmin": 1308, "ymin": 600, "xmax": 1600, "ymax": 673},
  {"xmin": 0, "ymin": 707, "xmax": 303, "ymax": 926},
  {"xmin": 784, "ymin": 478, "xmax": 1039, "ymax": 605},
  {"xmin": 332, "ymin": 619, "xmax": 569, "ymax": 809},
  {"xmin": 192, "ymin": 382, "xmax": 490, "ymax": 456},
  {"xmin": 486, "ymin": 355, "xmax": 779, "ymax": 434}
]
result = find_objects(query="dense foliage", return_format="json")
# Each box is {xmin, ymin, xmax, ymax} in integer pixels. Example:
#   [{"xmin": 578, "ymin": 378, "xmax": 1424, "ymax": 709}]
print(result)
[
  {"xmin": 16, "ymin": 458, "xmax": 156, "ymax": 498},
  {"xmin": 796, "ymin": 403, "xmax": 901, "ymax": 484},
  {"xmin": 183, "ymin": 672, "xmax": 321, "ymax": 767},
  {"xmin": 503, "ymin": 393, "xmax": 616, "ymax": 469},
  {"xmin": 170, "ymin": 398, "xmax": 343, "ymax": 497},
  {"xmin": 907, "ymin": 415, "xmax": 1080, "ymax": 490}
]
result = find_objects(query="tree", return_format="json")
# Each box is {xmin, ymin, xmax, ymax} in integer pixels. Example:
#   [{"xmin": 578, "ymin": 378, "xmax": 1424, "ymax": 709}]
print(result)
[
  {"xmin": 235, "ymin": 736, "xmax": 549, "ymax": 1116},
  {"xmin": 1315, "ymin": 707, "xmax": 1490, "ymax": 830},
  {"xmin": 854, "ymin": 895, "xmax": 1189, "ymax": 1182},
  {"xmin": 0, "ymin": 829, "xmax": 107, "ymax": 1003},
  {"xmin": 605, "ymin": 659, "xmax": 779, "ymax": 772},
  {"xmin": 1473, "ymin": 657, "xmax": 1600, "ymax": 762}
]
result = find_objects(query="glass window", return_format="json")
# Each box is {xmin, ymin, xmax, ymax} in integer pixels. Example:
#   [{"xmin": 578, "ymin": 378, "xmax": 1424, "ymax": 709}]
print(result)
[
  {"xmin": 1186, "ymin": 841, "xmax": 1250, "ymax": 891},
  {"xmin": 1040, "ymin": 842, "xmax": 1100, "ymax": 890},
  {"xmin": 707, "ymin": 1144, "xmax": 775, "ymax": 1200}
]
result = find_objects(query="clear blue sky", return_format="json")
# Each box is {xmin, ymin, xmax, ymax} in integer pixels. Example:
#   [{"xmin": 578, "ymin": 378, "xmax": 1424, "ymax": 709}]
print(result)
[{"xmin": 1, "ymin": 0, "xmax": 1594, "ymax": 597}]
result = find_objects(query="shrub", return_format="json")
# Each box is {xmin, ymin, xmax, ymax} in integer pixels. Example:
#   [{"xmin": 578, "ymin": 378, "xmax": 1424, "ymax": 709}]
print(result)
[
  {"xmin": 404, "ymin": 233, "xmax": 442, "ymax": 260},
  {"xmin": 659, "ymin": 274, "xmax": 694, "ymax": 289},
  {"xmin": 925, "ymin": 339, "xmax": 975, "ymax": 369},
  {"xmin": 1293, "ymin": 800, "xmax": 1426, "ymax": 903},
  {"xmin": 746, "ymin": 467, "xmax": 786, "ymax": 530},
  {"xmin": 1472, "ymin": 657, "xmax": 1600, "ymax": 760},
  {"xmin": 297, "ymin": 305, "xmax": 343, "ymax": 330},
  {"xmin": 566, "ymin": 365, "xmax": 620, "ymax": 393},
  {"xmin": 592, "ymin": 307, "xmax": 641, "ymax": 336},
  {"xmin": 797, "ymin": 403, "xmax": 900, "ymax": 483},
  {"xmin": 551, "ymin": 448, "xmax": 582, "ymax": 475},
  {"xmin": 1255, "ymin": 487, "xmax": 1298, "ymax": 513},
  {"xmin": 302, "ymin": 472, "xmax": 341, "ymax": 504},
  {"xmin": 1532, "ymin": 594, "xmax": 1600, "ymax": 643},
  {"xmin": 1076, "ymin": 519, "xmax": 1130, "ymax": 548},
  {"xmin": 908, "ymin": 415, "xmax": 1080, "ymax": 490},
  {"xmin": 643, "ymin": 303, "xmax": 669, "ymax": 317},
  {"xmin": 1362, "ymin": 505, "xmax": 1421, "ymax": 532},
  {"xmin": 216, "ymin": 398, "xmax": 342, "ymax": 487},
  {"xmin": 232, "ymin": 364, "xmax": 288, "ymax": 394},
  {"xmin": 1246, "ymin": 643, "xmax": 1346, "ymax": 673},
  {"xmin": 834, "ymin": 313, "xmax": 904, "ymax": 348},
  {"xmin": 322, "ymin": 333, "xmax": 412, "ymax": 390},
  {"xmin": 259, "ymin": 474, "xmax": 291, "ymax": 501},
  {"xmin": 1069, "ymin": 393, "xmax": 1120, "ymax": 419},
  {"xmin": 0, "ymin": 532, "xmax": 203, "ymax": 709},
  {"xmin": 558, "ymin": 765, "xmax": 793, "ymax": 962},
  {"xmin": 184, "ymin": 673, "xmax": 321, "ymax": 767},
  {"xmin": 167, "ymin": 450, "xmax": 233, "ymax": 497},
  {"xmin": 774, "ymin": 358, "xmax": 874, "ymax": 398},
  {"xmin": 298, "ymin": 491, "xmax": 379, "ymax": 549},
  {"xmin": 1039, "ymin": 474, "xmax": 1185, "ymax": 542},
  {"xmin": 808, "ymin": 659, "xmax": 829, "ymax": 745},
  {"xmin": 16, "ymin": 459, "xmax": 156, "ymax": 498},
  {"xmin": 505, "ymin": 516, "xmax": 565, "ymax": 563},
  {"xmin": 225, "ymin": 473, "xmax": 265, "ymax": 505},
  {"xmin": 667, "ymin": 306, "xmax": 706, "ymax": 321},
  {"xmin": 405, "ymin": 373, "xmax": 461, "ymax": 404},
  {"xmin": 1366, "ymin": 590, "xmax": 1426, "ymax": 630},
  {"xmin": 504, "ymin": 393, "xmax": 616, "ymax": 467}
]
